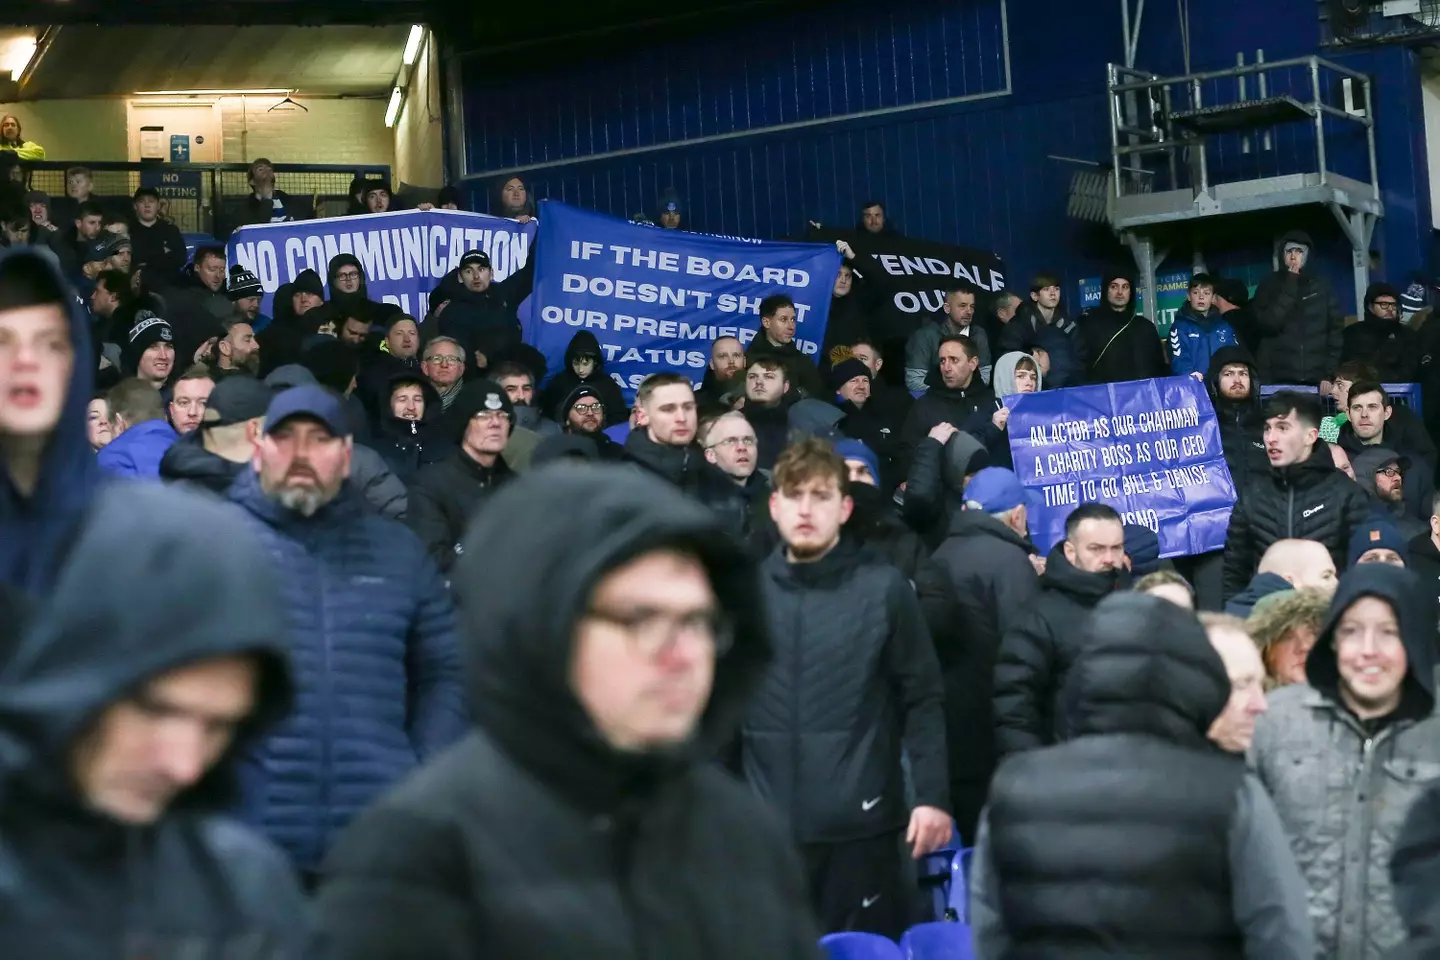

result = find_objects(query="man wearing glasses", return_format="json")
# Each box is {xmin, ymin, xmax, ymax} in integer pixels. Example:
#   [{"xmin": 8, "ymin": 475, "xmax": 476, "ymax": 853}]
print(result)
[
  {"xmin": 408, "ymin": 379, "xmax": 517, "ymax": 572},
  {"xmin": 316, "ymin": 463, "xmax": 821, "ymax": 958},
  {"xmin": 1341, "ymin": 283, "xmax": 1421, "ymax": 384},
  {"xmin": 421, "ymin": 336, "xmax": 467, "ymax": 411},
  {"xmin": 558, "ymin": 384, "xmax": 624, "ymax": 460}
]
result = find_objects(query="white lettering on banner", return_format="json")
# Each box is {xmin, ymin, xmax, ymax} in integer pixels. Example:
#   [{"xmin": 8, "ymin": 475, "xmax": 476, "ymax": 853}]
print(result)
[
  {"xmin": 875, "ymin": 254, "xmax": 1006, "ymax": 292},
  {"xmin": 1025, "ymin": 401, "xmax": 1216, "ymax": 512},
  {"xmin": 232, "ymin": 227, "xmax": 530, "ymax": 293}
]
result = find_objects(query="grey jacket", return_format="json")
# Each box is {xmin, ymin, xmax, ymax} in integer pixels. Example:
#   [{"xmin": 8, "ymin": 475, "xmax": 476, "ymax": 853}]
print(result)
[
  {"xmin": 905, "ymin": 318, "xmax": 993, "ymax": 391},
  {"xmin": 971, "ymin": 773, "xmax": 1314, "ymax": 959},
  {"xmin": 1248, "ymin": 565, "xmax": 1440, "ymax": 960}
]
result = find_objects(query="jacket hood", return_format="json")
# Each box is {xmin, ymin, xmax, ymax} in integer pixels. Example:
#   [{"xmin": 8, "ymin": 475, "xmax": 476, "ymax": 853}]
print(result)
[
  {"xmin": 943, "ymin": 430, "xmax": 990, "ymax": 496},
  {"xmin": 992, "ymin": 351, "xmax": 1041, "ymax": 398},
  {"xmin": 1063, "ymin": 593, "xmax": 1230, "ymax": 747},
  {"xmin": 0, "ymin": 246, "xmax": 101, "ymax": 594},
  {"xmin": 1350, "ymin": 445, "xmax": 1403, "ymax": 499},
  {"xmin": 157, "ymin": 430, "xmax": 246, "ymax": 494},
  {"xmin": 787, "ymin": 398, "xmax": 843, "ymax": 437},
  {"xmin": 1100, "ymin": 268, "xmax": 1138, "ymax": 317},
  {"xmin": 326, "ymin": 253, "xmax": 370, "ymax": 304},
  {"xmin": 1276, "ymin": 230, "xmax": 1315, "ymax": 273},
  {"xmin": 0, "ymin": 482, "xmax": 293, "ymax": 812},
  {"xmin": 1042, "ymin": 541, "xmax": 1127, "ymax": 603},
  {"xmin": 1205, "ymin": 343, "xmax": 1260, "ymax": 407},
  {"xmin": 1226, "ymin": 572, "xmax": 1292, "ymax": 615},
  {"xmin": 1365, "ymin": 282, "xmax": 1401, "ymax": 313},
  {"xmin": 563, "ymin": 329, "xmax": 607, "ymax": 371},
  {"xmin": 452, "ymin": 462, "xmax": 772, "ymax": 812},
  {"xmin": 1307, "ymin": 564, "xmax": 1436, "ymax": 708}
]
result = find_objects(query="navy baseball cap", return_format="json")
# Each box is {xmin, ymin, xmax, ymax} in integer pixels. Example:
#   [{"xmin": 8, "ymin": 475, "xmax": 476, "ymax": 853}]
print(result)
[
  {"xmin": 82, "ymin": 238, "xmax": 109, "ymax": 264},
  {"xmin": 204, "ymin": 376, "xmax": 274, "ymax": 428},
  {"xmin": 963, "ymin": 467, "xmax": 1027, "ymax": 513},
  {"xmin": 263, "ymin": 385, "xmax": 351, "ymax": 438}
]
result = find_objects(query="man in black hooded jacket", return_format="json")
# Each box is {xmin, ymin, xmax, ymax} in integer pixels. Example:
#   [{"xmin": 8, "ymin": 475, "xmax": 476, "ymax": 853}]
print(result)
[
  {"xmin": 1074, "ymin": 270, "xmax": 1169, "ymax": 383},
  {"xmin": 1342, "ymin": 282, "xmax": 1420, "ymax": 383},
  {"xmin": 1223, "ymin": 391, "xmax": 1371, "ymax": 600},
  {"xmin": 315, "ymin": 463, "xmax": 820, "ymax": 959},
  {"xmin": 0, "ymin": 481, "xmax": 308, "ymax": 957},
  {"xmin": 973, "ymin": 594, "xmax": 1314, "ymax": 958},
  {"xmin": 919, "ymin": 467, "xmax": 1039, "ymax": 842},
  {"xmin": 322, "ymin": 253, "xmax": 401, "ymax": 331},
  {"xmin": 993, "ymin": 503, "xmax": 1128, "ymax": 755},
  {"xmin": 537, "ymin": 329, "xmax": 627, "ymax": 427},
  {"xmin": 1251, "ymin": 230, "xmax": 1344, "ymax": 385}
]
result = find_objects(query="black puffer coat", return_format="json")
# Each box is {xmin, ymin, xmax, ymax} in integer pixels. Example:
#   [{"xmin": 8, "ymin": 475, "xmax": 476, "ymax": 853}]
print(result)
[
  {"xmin": 744, "ymin": 538, "xmax": 949, "ymax": 843},
  {"xmin": 315, "ymin": 464, "xmax": 821, "ymax": 959},
  {"xmin": 372, "ymin": 373, "xmax": 452, "ymax": 484},
  {"xmin": 1221, "ymin": 438, "xmax": 1371, "ymax": 599},
  {"xmin": 1250, "ymin": 230, "xmax": 1344, "ymax": 385},
  {"xmin": 986, "ymin": 594, "xmax": 1246, "ymax": 959},
  {"xmin": 536, "ymin": 330, "xmax": 627, "ymax": 427},
  {"xmin": 992, "ymin": 543, "xmax": 1125, "ymax": 755},
  {"xmin": 921, "ymin": 509, "xmax": 1039, "ymax": 841}
]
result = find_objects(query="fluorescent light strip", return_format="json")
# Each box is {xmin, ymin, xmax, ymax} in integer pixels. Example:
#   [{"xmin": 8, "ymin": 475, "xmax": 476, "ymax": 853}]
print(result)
[
  {"xmin": 134, "ymin": 88, "xmax": 292, "ymax": 97},
  {"xmin": 402, "ymin": 25, "xmax": 425, "ymax": 66},
  {"xmin": 384, "ymin": 86, "xmax": 403, "ymax": 128}
]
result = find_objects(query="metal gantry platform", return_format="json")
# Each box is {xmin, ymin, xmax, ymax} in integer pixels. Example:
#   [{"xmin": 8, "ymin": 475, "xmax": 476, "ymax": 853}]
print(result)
[{"xmin": 1106, "ymin": 55, "xmax": 1383, "ymax": 316}]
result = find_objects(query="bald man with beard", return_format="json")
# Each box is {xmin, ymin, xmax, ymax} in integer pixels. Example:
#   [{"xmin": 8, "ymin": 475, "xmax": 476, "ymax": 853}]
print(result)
[{"xmin": 1225, "ymin": 539, "xmax": 1339, "ymax": 617}]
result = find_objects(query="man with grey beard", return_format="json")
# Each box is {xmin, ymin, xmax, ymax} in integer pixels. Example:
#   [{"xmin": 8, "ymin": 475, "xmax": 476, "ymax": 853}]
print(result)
[{"xmin": 227, "ymin": 385, "xmax": 467, "ymax": 888}]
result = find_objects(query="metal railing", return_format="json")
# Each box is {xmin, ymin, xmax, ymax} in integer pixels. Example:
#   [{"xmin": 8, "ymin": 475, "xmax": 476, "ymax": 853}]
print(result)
[
  {"xmin": 10, "ymin": 161, "xmax": 391, "ymax": 238},
  {"xmin": 1107, "ymin": 55, "xmax": 1379, "ymax": 201}
]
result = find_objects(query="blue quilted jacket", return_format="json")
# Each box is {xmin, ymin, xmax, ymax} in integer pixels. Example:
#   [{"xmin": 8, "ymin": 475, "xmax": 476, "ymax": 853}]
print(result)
[{"xmin": 228, "ymin": 468, "xmax": 468, "ymax": 872}]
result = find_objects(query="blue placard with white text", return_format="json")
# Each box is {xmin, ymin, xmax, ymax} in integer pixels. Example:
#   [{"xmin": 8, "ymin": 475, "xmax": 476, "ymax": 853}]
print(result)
[
  {"xmin": 527, "ymin": 200, "xmax": 842, "ymax": 399},
  {"xmin": 1006, "ymin": 376, "xmax": 1237, "ymax": 558},
  {"xmin": 227, "ymin": 209, "xmax": 537, "ymax": 319}
]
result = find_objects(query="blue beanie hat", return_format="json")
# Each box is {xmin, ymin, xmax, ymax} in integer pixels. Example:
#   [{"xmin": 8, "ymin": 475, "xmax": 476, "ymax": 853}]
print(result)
[
  {"xmin": 834, "ymin": 439, "xmax": 880, "ymax": 484},
  {"xmin": 1123, "ymin": 524, "xmax": 1162, "ymax": 576}
]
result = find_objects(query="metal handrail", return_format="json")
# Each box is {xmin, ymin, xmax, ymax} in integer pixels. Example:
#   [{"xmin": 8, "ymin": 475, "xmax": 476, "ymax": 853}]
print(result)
[{"xmin": 1108, "ymin": 54, "xmax": 1372, "ymax": 95}]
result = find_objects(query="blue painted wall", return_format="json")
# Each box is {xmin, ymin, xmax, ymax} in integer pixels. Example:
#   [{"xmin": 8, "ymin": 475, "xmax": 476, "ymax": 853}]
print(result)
[{"xmin": 451, "ymin": 0, "xmax": 1432, "ymax": 314}]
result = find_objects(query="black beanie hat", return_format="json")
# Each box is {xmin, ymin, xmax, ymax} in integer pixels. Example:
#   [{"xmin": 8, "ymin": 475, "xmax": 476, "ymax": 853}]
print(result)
[
  {"xmin": 448, "ymin": 379, "xmax": 515, "ymax": 444},
  {"xmin": 120, "ymin": 310, "xmax": 174, "ymax": 374},
  {"xmin": 291, "ymin": 269, "xmax": 325, "ymax": 299},
  {"xmin": 228, "ymin": 264, "xmax": 263, "ymax": 301},
  {"xmin": 827, "ymin": 357, "xmax": 872, "ymax": 393}
]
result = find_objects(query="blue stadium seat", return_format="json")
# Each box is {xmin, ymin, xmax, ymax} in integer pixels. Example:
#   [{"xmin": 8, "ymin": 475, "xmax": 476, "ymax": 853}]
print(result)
[
  {"xmin": 819, "ymin": 931, "xmax": 904, "ymax": 959},
  {"xmin": 944, "ymin": 848, "xmax": 972, "ymax": 922},
  {"xmin": 917, "ymin": 846, "xmax": 955, "ymax": 921},
  {"xmin": 899, "ymin": 921, "xmax": 975, "ymax": 959},
  {"xmin": 1259, "ymin": 382, "xmax": 1423, "ymax": 412}
]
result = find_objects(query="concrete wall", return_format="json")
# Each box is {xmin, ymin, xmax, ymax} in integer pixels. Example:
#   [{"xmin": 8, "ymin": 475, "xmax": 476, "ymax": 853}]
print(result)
[
  {"xmin": 218, "ymin": 95, "xmax": 393, "ymax": 166},
  {"xmin": 0, "ymin": 95, "xmax": 394, "ymax": 168},
  {"xmin": 394, "ymin": 31, "xmax": 444, "ymax": 189},
  {"xmin": 0, "ymin": 98, "xmax": 128, "ymax": 160}
]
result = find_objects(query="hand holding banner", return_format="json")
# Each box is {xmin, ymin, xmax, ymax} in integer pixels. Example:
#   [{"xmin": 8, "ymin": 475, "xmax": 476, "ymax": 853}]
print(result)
[
  {"xmin": 1006, "ymin": 376, "xmax": 1237, "ymax": 558},
  {"xmin": 528, "ymin": 201, "xmax": 841, "ymax": 399}
]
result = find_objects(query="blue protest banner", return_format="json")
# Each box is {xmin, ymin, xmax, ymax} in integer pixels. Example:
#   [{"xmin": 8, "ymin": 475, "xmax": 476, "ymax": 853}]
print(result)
[
  {"xmin": 1005, "ymin": 376, "xmax": 1236, "ymax": 558},
  {"xmin": 227, "ymin": 209, "xmax": 537, "ymax": 320},
  {"xmin": 527, "ymin": 200, "xmax": 842, "ymax": 398}
]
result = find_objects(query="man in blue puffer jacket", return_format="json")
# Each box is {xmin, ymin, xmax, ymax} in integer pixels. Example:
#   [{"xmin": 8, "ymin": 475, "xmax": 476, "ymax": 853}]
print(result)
[
  {"xmin": 1169, "ymin": 273, "xmax": 1238, "ymax": 380},
  {"xmin": 229, "ymin": 384, "xmax": 468, "ymax": 886}
]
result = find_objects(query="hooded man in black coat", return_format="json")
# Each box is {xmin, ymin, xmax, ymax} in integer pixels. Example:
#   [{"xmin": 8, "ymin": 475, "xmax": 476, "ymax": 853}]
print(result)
[
  {"xmin": 1223, "ymin": 391, "xmax": 1374, "ymax": 600},
  {"xmin": 1342, "ymin": 282, "xmax": 1421, "ymax": 384},
  {"xmin": 537, "ymin": 329, "xmax": 627, "ymax": 428},
  {"xmin": 315, "ymin": 463, "xmax": 821, "ymax": 959},
  {"xmin": 321, "ymin": 253, "xmax": 401, "ymax": 331},
  {"xmin": 993, "ymin": 502, "xmax": 1129, "ymax": 755},
  {"xmin": 1074, "ymin": 269, "xmax": 1169, "ymax": 384},
  {"xmin": 1251, "ymin": 230, "xmax": 1344, "ymax": 386},
  {"xmin": 973, "ymin": 594, "xmax": 1314, "ymax": 958},
  {"xmin": 0, "ymin": 481, "xmax": 307, "ymax": 957},
  {"xmin": 256, "ymin": 269, "xmax": 327, "ymax": 378},
  {"xmin": 919, "ymin": 467, "xmax": 1040, "ymax": 843},
  {"xmin": 372, "ymin": 371, "xmax": 451, "ymax": 483}
]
